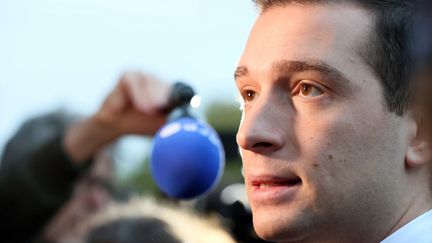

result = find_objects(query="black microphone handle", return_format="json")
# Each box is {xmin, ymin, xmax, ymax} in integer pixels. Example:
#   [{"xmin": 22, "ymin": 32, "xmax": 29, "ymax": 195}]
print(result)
[{"xmin": 161, "ymin": 82, "xmax": 196, "ymax": 114}]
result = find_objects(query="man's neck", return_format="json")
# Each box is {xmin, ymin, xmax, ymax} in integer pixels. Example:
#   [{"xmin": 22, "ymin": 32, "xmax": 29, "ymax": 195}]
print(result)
[{"xmin": 383, "ymin": 191, "xmax": 432, "ymax": 240}]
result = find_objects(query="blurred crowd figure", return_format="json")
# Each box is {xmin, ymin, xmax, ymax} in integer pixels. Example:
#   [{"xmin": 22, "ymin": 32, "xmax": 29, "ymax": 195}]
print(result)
[
  {"xmin": 0, "ymin": 72, "xmax": 173, "ymax": 242},
  {"xmin": 0, "ymin": 111, "xmax": 111, "ymax": 243},
  {"xmin": 41, "ymin": 149, "xmax": 114, "ymax": 242}
]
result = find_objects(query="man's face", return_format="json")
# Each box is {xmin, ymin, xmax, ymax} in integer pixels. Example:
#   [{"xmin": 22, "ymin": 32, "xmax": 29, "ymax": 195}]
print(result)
[{"xmin": 236, "ymin": 3, "xmax": 412, "ymax": 242}]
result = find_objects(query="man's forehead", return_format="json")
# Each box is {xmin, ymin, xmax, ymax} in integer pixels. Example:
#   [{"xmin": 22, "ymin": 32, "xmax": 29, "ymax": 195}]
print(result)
[
  {"xmin": 253, "ymin": 3, "xmax": 373, "ymax": 39},
  {"xmin": 239, "ymin": 2, "xmax": 375, "ymax": 76}
]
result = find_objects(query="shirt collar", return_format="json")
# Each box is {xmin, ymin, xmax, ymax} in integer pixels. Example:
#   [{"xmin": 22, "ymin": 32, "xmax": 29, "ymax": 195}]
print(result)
[{"xmin": 381, "ymin": 209, "xmax": 432, "ymax": 243}]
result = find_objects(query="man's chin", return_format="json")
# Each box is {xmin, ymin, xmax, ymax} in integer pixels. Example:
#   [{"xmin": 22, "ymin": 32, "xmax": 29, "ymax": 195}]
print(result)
[{"xmin": 252, "ymin": 209, "xmax": 311, "ymax": 242}]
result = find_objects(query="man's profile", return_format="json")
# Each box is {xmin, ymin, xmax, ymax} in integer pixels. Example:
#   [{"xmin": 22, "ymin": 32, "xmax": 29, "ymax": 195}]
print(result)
[{"xmin": 235, "ymin": 1, "xmax": 432, "ymax": 242}]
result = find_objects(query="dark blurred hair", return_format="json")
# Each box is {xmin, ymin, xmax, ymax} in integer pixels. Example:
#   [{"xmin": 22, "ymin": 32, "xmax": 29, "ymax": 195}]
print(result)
[
  {"xmin": 253, "ymin": 0, "xmax": 415, "ymax": 115},
  {"xmin": 412, "ymin": 0, "xmax": 432, "ymax": 68}
]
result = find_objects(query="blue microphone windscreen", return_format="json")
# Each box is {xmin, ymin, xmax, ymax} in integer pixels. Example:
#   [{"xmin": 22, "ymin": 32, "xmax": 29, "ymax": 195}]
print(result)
[{"xmin": 150, "ymin": 117, "xmax": 225, "ymax": 199}]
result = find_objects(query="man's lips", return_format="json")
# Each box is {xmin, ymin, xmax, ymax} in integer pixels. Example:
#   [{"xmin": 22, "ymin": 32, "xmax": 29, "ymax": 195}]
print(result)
[
  {"xmin": 250, "ymin": 175, "xmax": 302, "ymax": 189},
  {"xmin": 248, "ymin": 175, "xmax": 302, "ymax": 204}
]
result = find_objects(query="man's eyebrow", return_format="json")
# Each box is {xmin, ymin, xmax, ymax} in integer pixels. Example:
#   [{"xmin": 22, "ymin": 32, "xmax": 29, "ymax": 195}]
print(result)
[
  {"xmin": 234, "ymin": 60, "xmax": 353, "ymax": 94},
  {"xmin": 234, "ymin": 66, "xmax": 248, "ymax": 80},
  {"xmin": 273, "ymin": 60, "xmax": 348, "ymax": 82},
  {"xmin": 273, "ymin": 60, "xmax": 353, "ymax": 93}
]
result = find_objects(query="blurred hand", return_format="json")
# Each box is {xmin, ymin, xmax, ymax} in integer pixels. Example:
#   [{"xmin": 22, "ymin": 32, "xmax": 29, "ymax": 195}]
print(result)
[
  {"xmin": 65, "ymin": 71, "xmax": 172, "ymax": 163},
  {"xmin": 96, "ymin": 71, "xmax": 171, "ymax": 135}
]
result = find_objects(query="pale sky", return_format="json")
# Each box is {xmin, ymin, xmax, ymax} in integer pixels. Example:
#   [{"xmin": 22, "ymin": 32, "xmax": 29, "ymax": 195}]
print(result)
[{"xmin": 0, "ymin": 0, "xmax": 257, "ymax": 171}]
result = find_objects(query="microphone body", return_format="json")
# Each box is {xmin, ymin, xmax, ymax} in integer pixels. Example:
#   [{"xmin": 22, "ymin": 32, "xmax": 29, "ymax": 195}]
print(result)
[
  {"xmin": 150, "ymin": 82, "xmax": 225, "ymax": 199},
  {"xmin": 151, "ymin": 116, "xmax": 225, "ymax": 199}
]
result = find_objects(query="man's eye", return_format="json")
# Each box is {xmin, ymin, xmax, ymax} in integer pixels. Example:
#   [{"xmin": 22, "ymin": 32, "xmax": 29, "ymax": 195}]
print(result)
[
  {"xmin": 299, "ymin": 83, "xmax": 323, "ymax": 97},
  {"xmin": 242, "ymin": 89, "xmax": 256, "ymax": 102}
]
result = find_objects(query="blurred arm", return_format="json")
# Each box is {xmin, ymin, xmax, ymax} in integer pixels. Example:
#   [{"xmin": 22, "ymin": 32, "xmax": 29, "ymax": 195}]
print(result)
[
  {"xmin": 0, "ymin": 71, "xmax": 172, "ymax": 242},
  {"xmin": 65, "ymin": 71, "xmax": 171, "ymax": 163}
]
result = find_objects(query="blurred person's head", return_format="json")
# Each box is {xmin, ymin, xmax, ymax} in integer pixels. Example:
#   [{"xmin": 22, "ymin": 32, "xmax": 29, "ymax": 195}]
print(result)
[
  {"xmin": 235, "ymin": 0, "xmax": 432, "ymax": 242},
  {"xmin": 0, "ymin": 110, "xmax": 115, "ymax": 243},
  {"xmin": 61, "ymin": 197, "xmax": 235, "ymax": 243},
  {"xmin": 41, "ymin": 151, "xmax": 114, "ymax": 242}
]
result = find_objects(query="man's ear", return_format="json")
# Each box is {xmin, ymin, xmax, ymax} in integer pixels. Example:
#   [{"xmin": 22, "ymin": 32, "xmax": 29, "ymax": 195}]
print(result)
[{"xmin": 406, "ymin": 111, "xmax": 432, "ymax": 169}]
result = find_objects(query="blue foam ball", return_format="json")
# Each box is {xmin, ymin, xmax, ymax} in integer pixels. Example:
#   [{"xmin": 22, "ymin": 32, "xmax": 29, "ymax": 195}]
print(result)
[{"xmin": 150, "ymin": 117, "xmax": 225, "ymax": 199}]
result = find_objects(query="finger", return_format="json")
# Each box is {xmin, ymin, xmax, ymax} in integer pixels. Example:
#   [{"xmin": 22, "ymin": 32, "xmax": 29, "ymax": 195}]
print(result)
[
  {"xmin": 105, "ymin": 82, "xmax": 128, "ymax": 113},
  {"xmin": 151, "ymin": 75, "xmax": 172, "ymax": 110},
  {"xmin": 120, "ymin": 71, "xmax": 152, "ymax": 114},
  {"xmin": 121, "ymin": 71, "xmax": 171, "ymax": 115},
  {"xmin": 96, "ymin": 82, "xmax": 128, "ymax": 122},
  {"xmin": 140, "ymin": 74, "xmax": 172, "ymax": 114}
]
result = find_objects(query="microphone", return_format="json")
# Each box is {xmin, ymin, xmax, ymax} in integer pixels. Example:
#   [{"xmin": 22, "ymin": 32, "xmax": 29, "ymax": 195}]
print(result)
[{"xmin": 150, "ymin": 83, "xmax": 225, "ymax": 199}]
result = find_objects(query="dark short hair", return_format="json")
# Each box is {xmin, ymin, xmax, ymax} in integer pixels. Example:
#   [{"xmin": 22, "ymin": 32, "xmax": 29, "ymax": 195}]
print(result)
[{"xmin": 253, "ymin": 0, "xmax": 415, "ymax": 115}]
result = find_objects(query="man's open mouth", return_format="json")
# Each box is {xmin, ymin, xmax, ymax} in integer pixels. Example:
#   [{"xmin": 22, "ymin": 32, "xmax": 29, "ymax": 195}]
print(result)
[
  {"xmin": 252, "ymin": 177, "xmax": 302, "ymax": 189},
  {"xmin": 248, "ymin": 175, "xmax": 302, "ymax": 203}
]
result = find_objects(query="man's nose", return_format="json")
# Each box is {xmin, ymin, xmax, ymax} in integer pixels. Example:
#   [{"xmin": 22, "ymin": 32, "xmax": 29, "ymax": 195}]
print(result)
[{"xmin": 236, "ymin": 98, "xmax": 286, "ymax": 154}]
